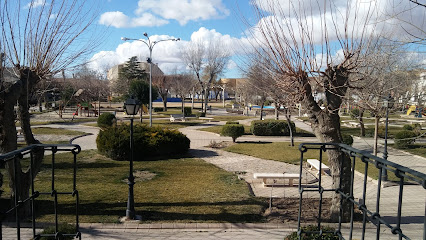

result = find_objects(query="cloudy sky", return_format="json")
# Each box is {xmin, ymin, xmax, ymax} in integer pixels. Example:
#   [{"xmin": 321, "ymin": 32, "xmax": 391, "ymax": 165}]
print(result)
[{"xmin": 86, "ymin": 0, "xmax": 425, "ymax": 78}]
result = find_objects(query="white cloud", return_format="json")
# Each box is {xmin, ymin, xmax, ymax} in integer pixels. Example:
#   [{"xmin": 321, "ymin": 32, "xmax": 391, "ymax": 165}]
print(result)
[
  {"xmin": 99, "ymin": 0, "xmax": 230, "ymax": 28},
  {"xmin": 25, "ymin": 0, "xmax": 46, "ymax": 9},
  {"xmin": 99, "ymin": 11, "xmax": 130, "ymax": 28},
  {"xmin": 136, "ymin": 0, "xmax": 230, "ymax": 25}
]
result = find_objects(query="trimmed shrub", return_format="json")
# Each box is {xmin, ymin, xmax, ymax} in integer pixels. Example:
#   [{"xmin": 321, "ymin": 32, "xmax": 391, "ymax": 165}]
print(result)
[
  {"xmin": 183, "ymin": 107, "xmax": 192, "ymax": 116},
  {"xmin": 226, "ymin": 121, "xmax": 239, "ymax": 125},
  {"xmin": 250, "ymin": 120, "xmax": 296, "ymax": 136},
  {"xmin": 221, "ymin": 124, "xmax": 244, "ymax": 142},
  {"xmin": 403, "ymin": 124, "xmax": 414, "ymax": 131},
  {"xmin": 97, "ymin": 124, "xmax": 190, "ymax": 160},
  {"xmin": 341, "ymin": 134, "xmax": 353, "ymax": 146},
  {"xmin": 285, "ymin": 225, "xmax": 339, "ymax": 240},
  {"xmin": 97, "ymin": 112, "xmax": 116, "ymax": 128},
  {"xmin": 394, "ymin": 130, "xmax": 416, "ymax": 149}
]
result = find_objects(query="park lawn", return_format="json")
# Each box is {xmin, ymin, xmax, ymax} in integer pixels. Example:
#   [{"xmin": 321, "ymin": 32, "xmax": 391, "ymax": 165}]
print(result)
[
  {"xmin": 224, "ymin": 142, "xmax": 328, "ymax": 165},
  {"xmin": 210, "ymin": 116, "xmax": 253, "ymax": 122},
  {"xmin": 389, "ymin": 143, "xmax": 426, "ymax": 158},
  {"xmin": 31, "ymin": 127, "xmax": 86, "ymax": 136},
  {"xmin": 1, "ymin": 150, "xmax": 265, "ymax": 223}
]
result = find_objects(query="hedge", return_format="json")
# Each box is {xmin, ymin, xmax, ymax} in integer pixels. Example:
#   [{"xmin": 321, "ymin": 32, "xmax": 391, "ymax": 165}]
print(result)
[
  {"xmin": 97, "ymin": 112, "xmax": 116, "ymax": 128},
  {"xmin": 394, "ymin": 130, "xmax": 416, "ymax": 149},
  {"xmin": 226, "ymin": 121, "xmax": 239, "ymax": 125},
  {"xmin": 183, "ymin": 107, "xmax": 192, "ymax": 116},
  {"xmin": 221, "ymin": 124, "xmax": 244, "ymax": 142},
  {"xmin": 250, "ymin": 120, "xmax": 296, "ymax": 136},
  {"xmin": 341, "ymin": 134, "xmax": 353, "ymax": 146},
  {"xmin": 97, "ymin": 124, "xmax": 190, "ymax": 160}
]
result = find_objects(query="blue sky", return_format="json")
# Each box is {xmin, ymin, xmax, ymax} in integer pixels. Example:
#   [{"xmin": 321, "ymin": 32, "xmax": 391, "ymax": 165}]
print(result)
[{"xmin": 85, "ymin": 0, "xmax": 425, "ymax": 79}]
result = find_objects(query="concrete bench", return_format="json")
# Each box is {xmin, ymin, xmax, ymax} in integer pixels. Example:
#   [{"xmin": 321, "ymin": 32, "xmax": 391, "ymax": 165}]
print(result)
[
  {"xmin": 170, "ymin": 114, "xmax": 185, "ymax": 122},
  {"xmin": 199, "ymin": 117, "xmax": 214, "ymax": 122},
  {"xmin": 253, "ymin": 173, "xmax": 300, "ymax": 187},
  {"xmin": 307, "ymin": 159, "xmax": 329, "ymax": 176}
]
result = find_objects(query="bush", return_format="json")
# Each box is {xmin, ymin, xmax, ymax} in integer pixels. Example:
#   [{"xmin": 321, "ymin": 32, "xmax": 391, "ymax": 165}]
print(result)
[
  {"xmin": 221, "ymin": 124, "xmax": 244, "ymax": 142},
  {"xmin": 97, "ymin": 112, "xmax": 116, "ymax": 128},
  {"xmin": 250, "ymin": 120, "xmax": 296, "ymax": 136},
  {"xmin": 226, "ymin": 121, "xmax": 239, "ymax": 125},
  {"xmin": 196, "ymin": 112, "xmax": 206, "ymax": 117},
  {"xmin": 38, "ymin": 223, "xmax": 76, "ymax": 240},
  {"xmin": 403, "ymin": 124, "xmax": 414, "ymax": 131},
  {"xmin": 350, "ymin": 108, "xmax": 360, "ymax": 119},
  {"xmin": 183, "ymin": 107, "xmax": 192, "ymax": 116},
  {"xmin": 153, "ymin": 107, "xmax": 163, "ymax": 112},
  {"xmin": 285, "ymin": 225, "xmax": 339, "ymax": 240},
  {"xmin": 394, "ymin": 130, "xmax": 416, "ymax": 149},
  {"xmin": 97, "ymin": 124, "xmax": 190, "ymax": 160},
  {"xmin": 341, "ymin": 134, "xmax": 353, "ymax": 146},
  {"xmin": 413, "ymin": 123, "xmax": 422, "ymax": 136}
]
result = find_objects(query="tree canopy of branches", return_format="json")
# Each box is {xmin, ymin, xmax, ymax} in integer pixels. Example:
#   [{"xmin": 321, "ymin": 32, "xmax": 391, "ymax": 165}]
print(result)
[
  {"xmin": 0, "ymin": 0, "xmax": 100, "ymax": 216},
  {"xmin": 182, "ymin": 40, "xmax": 230, "ymax": 114},
  {"xmin": 171, "ymin": 73, "xmax": 198, "ymax": 118}
]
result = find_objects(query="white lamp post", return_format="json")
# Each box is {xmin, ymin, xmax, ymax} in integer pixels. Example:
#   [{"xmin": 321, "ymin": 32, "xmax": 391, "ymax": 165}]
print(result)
[
  {"xmin": 121, "ymin": 33, "xmax": 180, "ymax": 127},
  {"xmin": 124, "ymin": 97, "xmax": 140, "ymax": 219}
]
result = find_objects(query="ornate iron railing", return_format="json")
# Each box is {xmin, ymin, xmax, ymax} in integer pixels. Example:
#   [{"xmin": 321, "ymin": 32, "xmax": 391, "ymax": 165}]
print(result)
[
  {"xmin": 298, "ymin": 143, "xmax": 426, "ymax": 240},
  {"xmin": 0, "ymin": 144, "xmax": 81, "ymax": 240}
]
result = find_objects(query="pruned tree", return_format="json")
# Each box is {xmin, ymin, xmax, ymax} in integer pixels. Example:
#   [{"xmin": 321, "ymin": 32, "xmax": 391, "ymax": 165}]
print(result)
[
  {"xmin": 244, "ymin": 0, "xmax": 395, "ymax": 220},
  {"xmin": 0, "ymin": 0, "xmax": 100, "ymax": 216},
  {"xmin": 170, "ymin": 73, "xmax": 198, "ymax": 119},
  {"xmin": 182, "ymin": 40, "xmax": 230, "ymax": 114},
  {"xmin": 152, "ymin": 75, "xmax": 172, "ymax": 111}
]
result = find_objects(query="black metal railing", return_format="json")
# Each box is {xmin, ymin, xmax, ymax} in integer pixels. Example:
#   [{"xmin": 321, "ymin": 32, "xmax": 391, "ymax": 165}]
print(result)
[
  {"xmin": 298, "ymin": 143, "xmax": 426, "ymax": 240},
  {"xmin": 0, "ymin": 144, "xmax": 81, "ymax": 240}
]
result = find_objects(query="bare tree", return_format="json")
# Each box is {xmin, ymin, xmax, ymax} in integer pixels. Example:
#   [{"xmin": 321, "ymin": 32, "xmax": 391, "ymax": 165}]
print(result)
[
  {"xmin": 182, "ymin": 40, "xmax": 230, "ymax": 114},
  {"xmin": 153, "ymin": 75, "xmax": 172, "ymax": 111},
  {"xmin": 171, "ymin": 73, "xmax": 198, "ymax": 119},
  {"xmin": 0, "ymin": 0, "xmax": 100, "ymax": 216},
  {"xmin": 244, "ymin": 0, "xmax": 391, "ymax": 220}
]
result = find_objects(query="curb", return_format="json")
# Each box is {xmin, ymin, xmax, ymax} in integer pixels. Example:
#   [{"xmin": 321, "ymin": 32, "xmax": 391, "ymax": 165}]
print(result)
[{"xmin": 69, "ymin": 133, "xmax": 94, "ymax": 144}]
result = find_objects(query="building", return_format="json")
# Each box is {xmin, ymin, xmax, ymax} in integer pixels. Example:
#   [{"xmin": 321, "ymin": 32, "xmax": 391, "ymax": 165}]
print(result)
[{"xmin": 217, "ymin": 78, "xmax": 248, "ymax": 99}]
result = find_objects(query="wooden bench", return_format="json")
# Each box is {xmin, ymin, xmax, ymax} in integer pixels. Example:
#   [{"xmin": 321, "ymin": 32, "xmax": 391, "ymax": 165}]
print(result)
[
  {"xmin": 253, "ymin": 173, "xmax": 300, "ymax": 187},
  {"xmin": 170, "ymin": 114, "xmax": 185, "ymax": 122},
  {"xmin": 199, "ymin": 117, "xmax": 214, "ymax": 122},
  {"xmin": 306, "ymin": 159, "xmax": 329, "ymax": 176}
]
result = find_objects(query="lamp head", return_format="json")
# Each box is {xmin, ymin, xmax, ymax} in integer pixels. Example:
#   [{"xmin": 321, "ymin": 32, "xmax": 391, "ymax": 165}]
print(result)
[
  {"xmin": 121, "ymin": 37, "xmax": 128, "ymax": 41},
  {"xmin": 176, "ymin": 38, "xmax": 180, "ymax": 41},
  {"xmin": 143, "ymin": 32, "xmax": 148, "ymax": 37}
]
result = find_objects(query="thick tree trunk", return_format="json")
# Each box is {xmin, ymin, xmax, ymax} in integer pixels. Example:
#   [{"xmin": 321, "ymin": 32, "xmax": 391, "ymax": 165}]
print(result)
[
  {"xmin": 162, "ymin": 98, "xmax": 168, "ymax": 112},
  {"xmin": 301, "ymin": 67, "xmax": 351, "ymax": 222}
]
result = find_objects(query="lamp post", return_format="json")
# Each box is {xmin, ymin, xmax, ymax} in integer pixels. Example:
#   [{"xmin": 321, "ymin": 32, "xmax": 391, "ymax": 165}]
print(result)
[
  {"xmin": 124, "ymin": 97, "xmax": 141, "ymax": 220},
  {"xmin": 121, "ymin": 33, "xmax": 180, "ymax": 127},
  {"xmin": 382, "ymin": 94, "xmax": 394, "ymax": 182}
]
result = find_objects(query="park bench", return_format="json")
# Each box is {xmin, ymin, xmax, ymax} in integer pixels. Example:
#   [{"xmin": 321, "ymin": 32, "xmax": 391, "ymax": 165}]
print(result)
[
  {"xmin": 306, "ymin": 159, "xmax": 329, "ymax": 176},
  {"xmin": 199, "ymin": 116, "xmax": 214, "ymax": 122},
  {"xmin": 170, "ymin": 114, "xmax": 185, "ymax": 122},
  {"xmin": 253, "ymin": 173, "xmax": 300, "ymax": 187}
]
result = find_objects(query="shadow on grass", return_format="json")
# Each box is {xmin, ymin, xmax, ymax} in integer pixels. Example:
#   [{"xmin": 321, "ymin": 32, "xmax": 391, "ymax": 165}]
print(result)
[
  {"xmin": 188, "ymin": 149, "xmax": 219, "ymax": 158},
  {"xmin": 21, "ymin": 199, "xmax": 266, "ymax": 223},
  {"xmin": 41, "ymin": 161, "xmax": 122, "ymax": 170}
]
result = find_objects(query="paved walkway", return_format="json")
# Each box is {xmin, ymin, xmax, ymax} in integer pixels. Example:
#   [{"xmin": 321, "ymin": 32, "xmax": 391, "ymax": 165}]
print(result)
[{"xmin": 4, "ymin": 115, "xmax": 425, "ymax": 239}]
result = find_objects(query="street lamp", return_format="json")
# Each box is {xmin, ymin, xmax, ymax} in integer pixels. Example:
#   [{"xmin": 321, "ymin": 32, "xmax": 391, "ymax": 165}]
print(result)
[
  {"xmin": 121, "ymin": 33, "xmax": 180, "ymax": 127},
  {"xmin": 124, "ymin": 97, "xmax": 141, "ymax": 220},
  {"xmin": 382, "ymin": 94, "xmax": 394, "ymax": 182}
]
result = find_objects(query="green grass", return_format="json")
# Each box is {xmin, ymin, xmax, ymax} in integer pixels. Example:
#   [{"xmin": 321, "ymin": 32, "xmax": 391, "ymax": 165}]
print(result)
[
  {"xmin": 1, "ymin": 150, "xmax": 265, "ymax": 223},
  {"xmin": 224, "ymin": 142, "xmax": 327, "ymax": 165},
  {"xmin": 31, "ymin": 127, "xmax": 86, "ymax": 136},
  {"xmin": 389, "ymin": 143, "xmax": 426, "ymax": 158}
]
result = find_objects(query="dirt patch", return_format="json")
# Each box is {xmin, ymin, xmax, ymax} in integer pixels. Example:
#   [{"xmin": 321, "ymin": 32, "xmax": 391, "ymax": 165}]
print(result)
[
  {"xmin": 264, "ymin": 198, "xmax": 362, "ymax": 223},
  {"xmin": 133, "ymin": 170, "xmax": 157, "ymax": 182}
]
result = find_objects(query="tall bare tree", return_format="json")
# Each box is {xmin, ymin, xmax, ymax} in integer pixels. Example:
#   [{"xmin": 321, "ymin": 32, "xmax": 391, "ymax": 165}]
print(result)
[
  {"xmin": 0, "ymin": 0, "xmax": 100, "ymax": 215},
  {"xmin": 171, "ymin": 73, "xmax": 198, "ymax": 119},
  {"xmin": 245, "ymin": 0, "xmax": 392, "ymax": 220},
  {"xmin": 182, "ymin": 40, "xmax": 230, "ymax": 114}
]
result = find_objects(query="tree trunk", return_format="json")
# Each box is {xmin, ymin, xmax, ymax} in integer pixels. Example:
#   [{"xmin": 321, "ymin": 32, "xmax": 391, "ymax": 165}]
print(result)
[
  {"xmin": 284, "ymin": 111, "xmax": 294, "ymax": 147},
  {"xmin": 162, "ymin": 98, "xmax": 168, "ymax": 112},
  {"xmin": 373, "ymin": 116, "xmax": 380, "ymax": 156},
  {"xmin": 181, "ymin": 97, "xmax": 185, "ymax": 120},
  {"xmin": 1, "ymin": 69, "xmax": 45, "ymax": 218},
  {"xmin": 260, "ymin": 102, "xmax": 264, "ymax": 120},
  {"xmin": 203, "ymin": 88, "xmax": 209, "ymax": 114},
  {"xmin": 359, "ymin": 108, "xmax": 365, "ymax": 137},
  {"xmin": 301, "ymin": 67, "xmax": 351, "ymax": 222}
]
